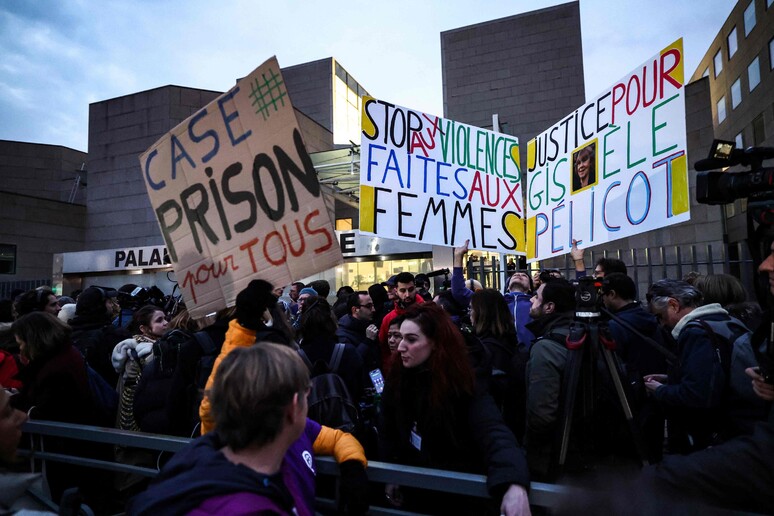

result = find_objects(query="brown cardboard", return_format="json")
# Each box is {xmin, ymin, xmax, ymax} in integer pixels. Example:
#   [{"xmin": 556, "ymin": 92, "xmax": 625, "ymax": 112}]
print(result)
[{"xmin": 140, "ymin": 56, "xmax": 342, "ymax": 318}]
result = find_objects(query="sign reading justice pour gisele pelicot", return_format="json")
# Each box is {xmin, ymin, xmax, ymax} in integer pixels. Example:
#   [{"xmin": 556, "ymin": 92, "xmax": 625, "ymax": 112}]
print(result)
[
  {"xmin": 526, "ymin": 39, "xmax": 690, "ymax": 263},
  {"xmin": 140, "ymin": 57, "xmax": 342, "ymax": 318},
  {"xmin": 359, "ymin": 98, "xmax": 526, "ymax": 255}
]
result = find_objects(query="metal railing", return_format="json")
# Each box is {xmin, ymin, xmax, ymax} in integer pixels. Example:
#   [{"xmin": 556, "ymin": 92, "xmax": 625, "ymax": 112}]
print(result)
[
  {"xmin": 0, "ymin": 278, "xmax": 52, "ymax": 300},
  {"xmin": 466, "ymin": 242, "xmax": 756, "ymax": 298},
  {"xmin": 18, "ymin": 420, "xmax": 570, "ymax": 514}
]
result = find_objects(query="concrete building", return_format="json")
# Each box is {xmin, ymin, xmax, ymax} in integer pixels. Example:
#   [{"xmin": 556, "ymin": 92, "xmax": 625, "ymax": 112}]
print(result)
[
  {"xmin": 689, "ymin": 0, "xmax": 774, "ymax": 244},
  {"xmin": 442, "ymin": 1, "xmax": 586, "ymax": 177},
  {"xmin": 3, "ymin": 2, "xmax": 764, "ymax": 300},
  {"xmin": 0, "ymin": 141, "xmax": 88, "ymax": 297}
]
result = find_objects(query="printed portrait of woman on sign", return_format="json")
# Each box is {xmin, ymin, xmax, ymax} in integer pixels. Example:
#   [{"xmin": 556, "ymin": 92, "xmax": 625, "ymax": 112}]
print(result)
[{"xmin": 571, "ymin": 141, "xmax": 597, "ymax": 193}]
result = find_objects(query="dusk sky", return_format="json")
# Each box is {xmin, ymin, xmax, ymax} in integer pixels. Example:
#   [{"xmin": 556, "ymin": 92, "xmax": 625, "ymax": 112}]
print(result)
[{"xmin": 0, "ymin": 0, "xmax": 734, "ymax": 152}]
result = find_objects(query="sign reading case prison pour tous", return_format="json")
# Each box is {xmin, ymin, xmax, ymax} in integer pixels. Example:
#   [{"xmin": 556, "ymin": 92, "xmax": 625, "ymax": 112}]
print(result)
[
  {"xmin": 140, "ymin": 56, "xmax": 342, "ymax": 318},
  {"xmin": 359, "ymin": 97, "xmax": 526, "ymax": 255},
  {"xmin": 526, "ymin": 39, "xmax": 690, "ymax": 263}
]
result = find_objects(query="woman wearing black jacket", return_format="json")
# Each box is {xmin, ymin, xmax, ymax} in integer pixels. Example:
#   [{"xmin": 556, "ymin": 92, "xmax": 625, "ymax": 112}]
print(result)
[
  {"xmin": 471, "ymin": 288, "xmax": 526, "ymax": 441},
  {"xmin": 11, "ymin": 312, "xmax": 112, "ymax": 510},
  {"xmin": 380, "ymin": 303, "xmax": 530, "ymax": 515}
]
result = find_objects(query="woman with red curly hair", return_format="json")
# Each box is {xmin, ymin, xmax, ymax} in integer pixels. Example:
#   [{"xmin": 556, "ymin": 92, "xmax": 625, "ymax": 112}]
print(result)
[{"xmin": 380, "ymin": 302, "xmax": 531, "ymax": 515}]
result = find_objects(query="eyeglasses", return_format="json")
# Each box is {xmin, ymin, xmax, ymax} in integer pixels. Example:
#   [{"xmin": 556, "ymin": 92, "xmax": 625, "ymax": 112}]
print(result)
[{"xmin": 358, "ymin": 303, "xmax": 375, "ymax": 309}]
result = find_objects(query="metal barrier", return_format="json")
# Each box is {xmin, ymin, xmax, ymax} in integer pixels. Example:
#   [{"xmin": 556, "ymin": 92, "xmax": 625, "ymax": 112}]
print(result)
[
  {"xmin": 467, "ymin": 242, "xmax": 757, "ymax": 297},
  {"xmin": 0, "ymin": 278, "xmax": 52, "ymax": 300},
  {"xmin": 19, "ymin": 420, "xmax": 570, "ymax": 514}
]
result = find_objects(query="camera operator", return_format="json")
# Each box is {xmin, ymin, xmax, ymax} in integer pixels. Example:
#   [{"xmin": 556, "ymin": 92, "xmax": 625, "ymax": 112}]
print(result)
[
  {"xmin": 601, "ymin": 274, "xmax": 668, "ymax": 383},
  {"xmin": 523, "ymin": 277, "xmax": 576, "ymax": 479},
  {"xmin": 114, "ymin": 284, "xmax": 149, "ymax": 329},
  {"xmin": 599, "ymin": 273, "xmax": 668, "ymax": 461}
]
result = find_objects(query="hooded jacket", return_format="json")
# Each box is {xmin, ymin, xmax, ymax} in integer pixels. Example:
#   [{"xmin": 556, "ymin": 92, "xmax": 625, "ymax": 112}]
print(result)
[
  {"xmin": 127, "ymin": 422, "xmax": 321, "ymax": 515},
  {"xmin": 607, "ymin": 301, "xmax": 668, "ymax": 378},
  {"xmin": 197, "ymin": 320, "xmax": 367, "ymax": 472},
  {"xmin": 654, "ymin": 303, "xmax": 746, "ymax": 451}
]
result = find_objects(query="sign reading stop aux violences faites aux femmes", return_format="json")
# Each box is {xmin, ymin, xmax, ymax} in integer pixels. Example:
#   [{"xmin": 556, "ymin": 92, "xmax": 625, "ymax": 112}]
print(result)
[
  {"xmin": 140, "ymin": 57, "xmax": 342, "ymax": 318},
  {"xmin": 359, "ymin": 97, "xmax": 527, "ymax": 255}
]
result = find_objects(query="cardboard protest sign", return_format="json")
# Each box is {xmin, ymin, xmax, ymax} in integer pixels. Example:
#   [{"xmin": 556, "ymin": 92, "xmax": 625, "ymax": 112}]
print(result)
[
  {"xmin": 140, "ymin": 57, "xmax": 342, "ymax": 318},
  {"xmin": 359, "ymin": 98, "xmax": 526, "ymax": 254},
  {"xmin": 525, "ymin": 39, "xmax": 689, "ymax": 262}
]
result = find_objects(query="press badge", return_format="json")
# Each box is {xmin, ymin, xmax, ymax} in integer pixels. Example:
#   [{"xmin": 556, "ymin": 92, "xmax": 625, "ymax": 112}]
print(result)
[{"xmin": 410, "ymin": 422, "xmax": 422, "ymax": 451}]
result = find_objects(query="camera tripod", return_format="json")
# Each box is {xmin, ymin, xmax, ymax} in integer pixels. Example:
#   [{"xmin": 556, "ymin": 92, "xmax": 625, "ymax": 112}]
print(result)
[{"xmin": 550, "ymin": 308, "xmax": 651, "ymax": 479}]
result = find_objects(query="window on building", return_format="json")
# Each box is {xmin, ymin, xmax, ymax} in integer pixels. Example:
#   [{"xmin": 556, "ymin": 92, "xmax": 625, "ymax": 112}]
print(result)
[
  {"xmin": 335, "ymin": 218, "xmax": 353, "ymax": 231},
  {"xmin": 744, "ymin": 1, "xmax": 756, "ymax": 36},
  {"xmin": 731, "ymin": 78, "xmax": 742, "ymax": 108},
  {"xmin": 769, "ymin": 0, "xmax": 773, "ymax": 8},
  {"xmin": 717, "ymin": 96, "xmax": 727, "ymax": 123},
  {"xmin": 735, "ymin": 131, "xmax": 744, "ymax": 149},
  {"xmin": 702, "ymin": 67, "xmax": 710, "ymax": 78},
  {"xmin": 753, "ymin": 113, "xmax": 765, "ymax": 144},
  {"xmin": 728, "ymin": 27, "xmax": 738, "ymax": 58},
  {"xmin": 770, "ymin": 38, "xmax": 774, "ymax": 69},
  {"xmin": 0, "ymin": 244, "xmax": 16, "ymax": 274},
  {"xmin": 748, "ymin": 56, "xmax": 761, "ymax": 91},
  {"xmin": 714, "ymin": 50, "xmax": 723, "ymax": 77}
]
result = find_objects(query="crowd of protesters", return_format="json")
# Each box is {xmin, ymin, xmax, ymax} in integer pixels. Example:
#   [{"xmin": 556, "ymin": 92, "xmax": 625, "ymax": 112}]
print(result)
[{"xmin": 1, "ymin": 237, "xmax": 773, "ymax": 515}]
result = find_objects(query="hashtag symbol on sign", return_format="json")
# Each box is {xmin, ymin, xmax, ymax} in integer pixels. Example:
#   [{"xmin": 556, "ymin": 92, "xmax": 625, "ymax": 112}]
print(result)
[{"xmin": 249, "ymin": 69, "xmax": 288, "ymax": 121}]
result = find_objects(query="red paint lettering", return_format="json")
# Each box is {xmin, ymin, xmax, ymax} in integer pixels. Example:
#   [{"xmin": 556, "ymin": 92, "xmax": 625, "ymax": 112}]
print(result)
[
  {"xmin": 181, "ymin": 254, "xmax": 239, "ymax": 303},
  {"xmin": 611, "ymin": 83, "xmax": 626, "ymax": 125},
  {"xmin": 626, "ymin": 74, "xmax": 641, "ymax": 115},
  {"xmin": 468, "ymin": 171, "xmax": 483, "ymax": 203},
  {"xmin": 263, "ymin": 231, "xmax": 287, "ymax": 266},
  {"xmin": 239, "ymin": 237, "xmax": 261, "ymax": 272},
  {"xmin": 659, "ymin": 48, "xmax": 682, "ymax": 97},
  {"xmin": 282, "ymin": 219, "xmax": 306, "ymax": 257},
  {"xmin": 642, "ymin": 60, "xmax": 658, "ymax": 108},
  {"xmin": 502, "ymin": 180, "xmax": 521, "ymax": 211},
  {"xmin": 410, "ymin": 131, "xmax": 431, "ymax": 157},
  {"xmin": 304, "ymin": 209, "xmax": 334, "ymax": 253}
]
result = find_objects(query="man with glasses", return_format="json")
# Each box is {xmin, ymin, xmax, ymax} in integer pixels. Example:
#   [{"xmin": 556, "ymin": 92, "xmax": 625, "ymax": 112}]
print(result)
[
  {"xmin": 337, "ymin": 292, "xmax": 380, "ymax": 372},
  {"xmin": 644, "ymin": 279, "xmax": 746, "ymax": 453}
]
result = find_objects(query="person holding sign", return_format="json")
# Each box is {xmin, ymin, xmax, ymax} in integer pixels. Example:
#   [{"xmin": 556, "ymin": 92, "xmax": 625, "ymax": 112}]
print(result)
[{"xmin": 571, "ymin": 143, "xmax": 596, "ymax": 192}]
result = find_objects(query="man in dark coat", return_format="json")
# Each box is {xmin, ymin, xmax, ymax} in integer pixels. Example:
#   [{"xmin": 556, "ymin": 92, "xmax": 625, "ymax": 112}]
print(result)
[
  {"xmin": 601, "ymin": 273, "xmax": 668, "ymax": 380},
  {"xmin": 599, "ymin": 272, "xmax": 668, "ymax": 460},
  {"xmin": 524, "ymin": 278, "xmax": 576, "ymax": 478},
  {"xmin": 336, "ymin": 291, "xmax": 380, "ymax": 373}
]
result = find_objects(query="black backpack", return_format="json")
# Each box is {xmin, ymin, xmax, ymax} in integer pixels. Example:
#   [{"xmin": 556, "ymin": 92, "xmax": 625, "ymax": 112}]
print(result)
[
  {"xmin": 153, "ymin": 329, "xmax": 194, "ymax": 374},
  {"xmin": 299, "ymin": 343, "xmax": 360, "ymax": 433}
]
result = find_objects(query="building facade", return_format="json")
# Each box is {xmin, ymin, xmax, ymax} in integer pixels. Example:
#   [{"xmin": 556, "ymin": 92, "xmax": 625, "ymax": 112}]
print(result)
[{"xmin": 689, "ymin": 0, "xmax": 774, "ymax": 243}]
